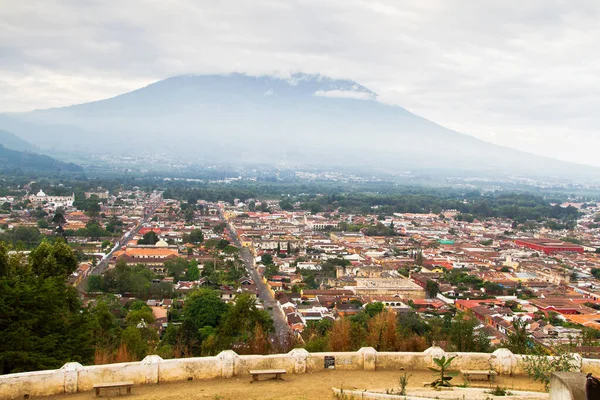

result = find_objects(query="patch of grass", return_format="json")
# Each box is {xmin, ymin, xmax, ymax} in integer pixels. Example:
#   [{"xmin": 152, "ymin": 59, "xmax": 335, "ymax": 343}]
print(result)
[
  {"xmin": 486, "ymin": 386, "xmax": 512, "ymax": 396},
  {"xmin": 333, "ymin": 386, "xmax": 362, "ymax": 400}
]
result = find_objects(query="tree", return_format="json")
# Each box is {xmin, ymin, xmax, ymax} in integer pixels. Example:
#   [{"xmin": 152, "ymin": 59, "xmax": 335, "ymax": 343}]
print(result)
[
  {"xmin": 101, "ymin": 240, "xmax": 112, "ymax": 251},
  {"xmin": 98, "ymin": 261, "xmax": 157, "ymax": 298},
  {"xmin": 87, "ymin": 202, "xmax": 101, "ymax": 219},
  {"xmin": 448, "ymin": 312, "xmax": 489, "ymax": 352},
  {"xmin": 249, "ymin": 324, "xmax": 270, "ymax": 354},
  {"xmin": 328, "ymin": 317, "xmax": 352, "ymax": 351},
  {"xmin": 5, "ymin": 226, "xmax": 41, "ymax": 248},
  {"xmin": 138, "ymin": 231, "xmax": 159, "ymax": 245},
  {"xmin": 279, "ymin": 199, "xmax": 294, "ymax": 211},
  {"xmin": 483, "ymin": 281, "xmax": 504, "ymax": 295},
  {"xmin": 119, "ymin": 326, "xmax": 148, "ymax": 361},
  {"xmin": 217, "ymin": 239, "xmax": 230, "ymax": 250},
  {"xmin": 217, "ymin": 293, "xmax": 273, "ymax": 349},
  {"xmin": 86, "ymin": 222, "xmax": 106, "ymax": 241},
  {"xmin": 181, "ymin": 289, "xmax": 229, "ymax": 353},
  {"xmin": 503, "ymin": 317, "xmax": 532, "ymax": 354},
  {"xmin": 87, "ymin": 275, "xmax": 103, "ymax": 292},
  {"xmin": 425, "ymin": 280, "xmax": 440, "ymax": 298},
  {"xmin": 364, "ymin": 302, "xmax": 384, "ymax": 317},
  {"xmin": 88, "ymin": 298, "xmax": 122, "ymax": 361},
  {"xmin": 164, "ymin": 257, "xmax": 188, "ymax": 282},
  {"xmin": 126, "ymin": 305, "xmax": 155, "ymax": 327},
  {"xmin": 366, "ymin": 310, "xmax": 399, "ymax": 351},
  {"xmin": 29, "ymin": 239, "xmax": 78, "ymax": 278},
  {"xmin": 415, "ymin": 250, "xmax": 424, "ymax": 266},
  {"xmin": 212, "ymin": 223, "xmax": 226, "ymax": 234},
  {"xmin": 52, "ymin": 211, "xmax": 66, "ymax": 227},
  {"xmin": 183, "ymin": 208, "xmax": 194, "ymax": 223},
  {"xmin": 186, "ymin": 260, "xmax": 200, "ymax": 280},
  {"xmin": 261, "ymin": 254, "xmax": 274, "ymax": 265},
  {"xmin": 185, "ymin": 229, "xmax": 204, "ymax": 244},
  {"xmin": 263, "ymin": 263, "xmax": 278, "ymax": 279},
  {"xmin": 0, "ymin": 241, "xmax": 94, "ymax": 374}
]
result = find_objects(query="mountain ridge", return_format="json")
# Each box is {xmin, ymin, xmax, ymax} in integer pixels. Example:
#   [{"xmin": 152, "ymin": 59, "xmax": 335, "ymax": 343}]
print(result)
[
  {"xmin": 0, "ymin": 129, "xmax": 38, "ymax": 153},
  {"xmin": 0, "ymin": 144, "xmax": 84, "ymax": 176},
  {"xmin": 0, "ymin": 73, "xmax": 595, "ymax": 179}
]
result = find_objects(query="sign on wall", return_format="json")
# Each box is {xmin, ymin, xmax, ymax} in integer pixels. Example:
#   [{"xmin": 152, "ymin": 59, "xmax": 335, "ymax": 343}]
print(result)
[{"xmin": 324, "ymin": 356, "xmax": 335, "ymax": 369}]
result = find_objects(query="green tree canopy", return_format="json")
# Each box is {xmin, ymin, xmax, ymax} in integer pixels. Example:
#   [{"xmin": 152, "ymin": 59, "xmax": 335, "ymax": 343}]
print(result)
[
  {"xmin": 425, "ymin": 280, "xmax": 440, "ymax": 298},
  {"xmin": 28, "ymin": 239, "xmax": 78, "ymax": 278},
  {"xmin": 0, "ymin": 241, "xmax": 94, "ymax": 374},
  {"xmin": 184, "ymin": 229, "xmax": 204, "ymax": 244},
  {"xmin": 164, "ymin": 257, "xmax": 189, "ymax": 282},
  {"xmin": 138, "ymin": 231, "xmax": 159, "ymax": 245}
]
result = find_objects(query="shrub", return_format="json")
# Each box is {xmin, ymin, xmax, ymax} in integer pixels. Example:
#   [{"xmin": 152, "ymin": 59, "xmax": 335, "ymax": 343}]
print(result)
[{"xmin": 522, "ymin": 350, "xmax": 579, "ymax": 390}]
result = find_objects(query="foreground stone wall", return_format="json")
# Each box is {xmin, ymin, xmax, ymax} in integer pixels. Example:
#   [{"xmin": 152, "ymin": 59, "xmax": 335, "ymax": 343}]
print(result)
[
  {"xmin": 0, "ymin": 346, "xmax": 596, "ymax": 399},
  {"xmin": 549, "ymin": 372, "xmax": 587, "ymax": 400}
]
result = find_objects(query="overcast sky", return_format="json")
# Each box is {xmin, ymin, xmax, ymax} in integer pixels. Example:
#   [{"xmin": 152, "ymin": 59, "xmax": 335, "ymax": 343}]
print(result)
[{"xmin": 1, "ymin": 0, "xmax": 600, "ymax": 166}]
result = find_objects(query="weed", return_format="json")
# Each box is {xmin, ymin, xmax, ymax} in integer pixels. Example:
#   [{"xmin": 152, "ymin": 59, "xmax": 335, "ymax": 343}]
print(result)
[
  {"xmin": 486, "ymin": 386, "xmax": 512, "ymax": 396},
  {"xmin": 399, "ymin": 372, "xmax": 412, "ymax": 395}
]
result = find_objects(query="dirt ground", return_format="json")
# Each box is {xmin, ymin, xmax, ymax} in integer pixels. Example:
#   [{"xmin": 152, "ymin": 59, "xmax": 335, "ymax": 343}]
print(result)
[{"xmin": 46, "ymin": 370, "xmax": 546, "ymax": 400}]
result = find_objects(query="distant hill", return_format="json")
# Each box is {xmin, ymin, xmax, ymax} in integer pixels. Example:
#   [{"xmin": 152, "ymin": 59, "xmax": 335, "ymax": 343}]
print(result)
[
  {"xmin": 1, "ymin": 73, "xmax": 596, "ymax": 179},
  {"xmin": 0, "ymin": 129, "xmax": 37, "ymax": 152},
  {"xmin": 0, "ymin": 145, "xmax": 84, "ymax": 176}
]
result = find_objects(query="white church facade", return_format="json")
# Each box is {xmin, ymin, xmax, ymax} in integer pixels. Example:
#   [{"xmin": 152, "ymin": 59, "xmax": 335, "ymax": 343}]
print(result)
[{"xmin": 28, "ymin": 190, "xmax": 75, "ymax": 208}]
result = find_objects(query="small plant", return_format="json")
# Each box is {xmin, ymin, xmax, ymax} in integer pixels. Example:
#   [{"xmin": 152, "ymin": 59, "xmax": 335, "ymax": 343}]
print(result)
[
  {"xmin": 399, "ymin": 372, "xmax": 412, "ymax": 395},
  {"xmin": 429, "ymin": 355, "xmax": 457, "ymax": 388},
  {"xmin": 333, "ymin": 385, "xmax": 358, "ymax": 400},
  {"xmin": 486, "ymin": 386, "xmax": 511, "ymax": 396},
  {"xmin": 522, "ymin": 350, "xmax": 579, "ymax": 391}
]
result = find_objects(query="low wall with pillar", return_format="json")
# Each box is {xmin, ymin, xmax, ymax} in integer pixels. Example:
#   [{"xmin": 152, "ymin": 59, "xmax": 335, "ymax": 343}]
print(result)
[
  {"xmin": 0, "ymin": 346, "xmax": 595, "ymax": 399},
  {"xmin": 549, "ymin": 372, "xmax": 587, "ymax": 400}
]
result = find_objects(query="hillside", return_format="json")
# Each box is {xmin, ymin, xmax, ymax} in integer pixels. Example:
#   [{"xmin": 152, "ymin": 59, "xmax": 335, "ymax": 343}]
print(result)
[
  {"xmin": 1, "ymin": 73, "xmax": 595, "ymax": 179},
  {"xmin": 0, "ymin": 129, "xmax": 37, "ymax": 152},
  {"xmin": 0, "ymin": 144, "xmax": 84, "ymax": 175}
]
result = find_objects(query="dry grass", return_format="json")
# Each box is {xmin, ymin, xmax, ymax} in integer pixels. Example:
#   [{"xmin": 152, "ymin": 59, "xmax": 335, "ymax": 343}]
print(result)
[{"xmin": 44, "ymin": 369, "xmax": 546, "ymax": 400}]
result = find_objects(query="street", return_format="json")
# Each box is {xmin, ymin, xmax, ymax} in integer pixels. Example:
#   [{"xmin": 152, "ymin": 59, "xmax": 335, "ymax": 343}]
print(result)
[
  {"xmin": 221, "ymin": 209, "xmax": 293, "ymax": 346},
  {"xmin": 76, "ymin": 196, "xmax": 163, "ymax": 291}
]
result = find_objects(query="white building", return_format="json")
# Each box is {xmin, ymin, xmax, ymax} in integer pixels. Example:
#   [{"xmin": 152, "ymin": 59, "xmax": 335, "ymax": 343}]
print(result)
[{"xmin": 28, "ymin": 190, "xmax": 74, "ymax": 208}]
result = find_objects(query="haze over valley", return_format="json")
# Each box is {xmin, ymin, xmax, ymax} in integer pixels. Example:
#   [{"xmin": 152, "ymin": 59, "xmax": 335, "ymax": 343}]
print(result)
[{"xmin": 0, "ymin": 73, "xmax": 596, "ymax": 183}]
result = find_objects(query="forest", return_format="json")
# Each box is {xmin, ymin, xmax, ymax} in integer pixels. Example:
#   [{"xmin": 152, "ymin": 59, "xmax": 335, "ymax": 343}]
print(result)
[{"xmin": 163, "ymin": 184, "xmax": 580, "ymax": 224}]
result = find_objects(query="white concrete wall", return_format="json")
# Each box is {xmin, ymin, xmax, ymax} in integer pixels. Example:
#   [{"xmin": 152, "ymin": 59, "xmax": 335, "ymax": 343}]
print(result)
[
  {"xmin": 549, "ymin": 372, "xmax": 587, "ymax": 400},
  {"xmin": 0, "ymin": 347, "xmax": 591, "ymax": 399}
]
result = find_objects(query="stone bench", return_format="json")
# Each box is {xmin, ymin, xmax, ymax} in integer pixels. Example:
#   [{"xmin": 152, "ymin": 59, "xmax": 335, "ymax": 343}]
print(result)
[
  {"xmin": 249, "ymin": 369, "xmax": 287, "ymax": 382},
  {"xmin": 93, "ymin": 381, "xmax": 134, "ymax": 397},
  {"xmin": 461, "ymin": 370, "xmax": 497, "ymax": 381}
]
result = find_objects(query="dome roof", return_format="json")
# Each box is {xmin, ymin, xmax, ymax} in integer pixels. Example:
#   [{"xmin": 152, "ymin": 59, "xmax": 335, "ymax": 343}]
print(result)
[
  {"xmin": 155, "ymin": 239, "xmax": 169, "ymax": 247},
  {"xmin": 36, "ymin": 190, "xmax": 46, "ymax": 197}
]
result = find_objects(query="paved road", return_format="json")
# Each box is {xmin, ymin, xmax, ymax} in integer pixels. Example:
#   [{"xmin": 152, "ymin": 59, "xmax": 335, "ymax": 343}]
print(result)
[
  {"xmin": 76, "ymin": 196, "xmax": 163, "ymax": 291},
  {"xmin": 220, "ymin": 208, "xmax": 293, "ymax": 346}
]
